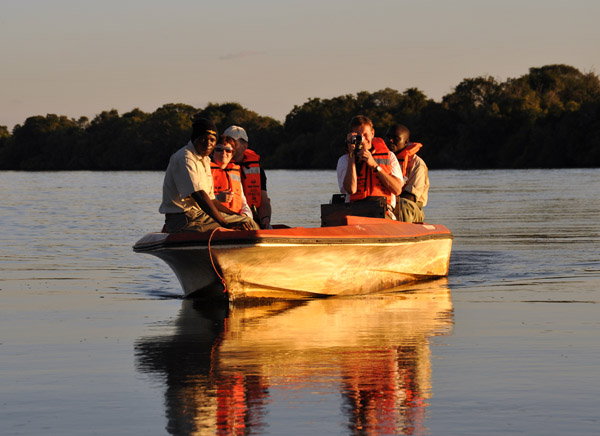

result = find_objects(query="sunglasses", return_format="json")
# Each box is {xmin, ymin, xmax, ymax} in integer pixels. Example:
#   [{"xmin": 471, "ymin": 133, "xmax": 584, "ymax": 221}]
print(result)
[{"xmin": 214, "ymin": 146, "xmax": 234, "ymax": 153}]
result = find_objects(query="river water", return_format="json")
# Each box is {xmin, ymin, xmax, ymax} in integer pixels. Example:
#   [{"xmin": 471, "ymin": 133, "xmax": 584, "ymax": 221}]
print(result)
[{"xmin": 1, "ymin": 169, "xmax": 599, "ymax": 435}]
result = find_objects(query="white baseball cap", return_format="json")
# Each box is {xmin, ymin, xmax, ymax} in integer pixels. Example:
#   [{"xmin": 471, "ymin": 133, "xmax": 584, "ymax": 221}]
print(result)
[{"xmin": 223, "ymin": 125, "xmax": 248, "ymax": 142}]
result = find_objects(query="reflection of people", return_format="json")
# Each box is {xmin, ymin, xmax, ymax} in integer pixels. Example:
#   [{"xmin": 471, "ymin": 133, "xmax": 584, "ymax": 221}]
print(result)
[
  {"xmin": 223, "ymin": 125, "xmax": 272, "ymax": 229},
  {"xmin": 385, "ymin": 124, "xmax": 429, "ymax": 223},
  {"xmin": 210, "ymin": 135, "xmax": 253, "ymax": 220},
  {"xmin": 159, "ymin": 117, "xmax": 259, "ymax": 233},
  {"xmin": 136, "ymin": 286, "xmax": 453, "ymax": 435},
  {"xmin": 336, "ymin": 115, "xmax": 403, "ymax": 219},
  {"xmin": 135, "ymin": 300, "xmax": 270, "ymax": 435},
  {"xmin": 342, "ymin": 342, "xmax": 430, "ymax": 435}
]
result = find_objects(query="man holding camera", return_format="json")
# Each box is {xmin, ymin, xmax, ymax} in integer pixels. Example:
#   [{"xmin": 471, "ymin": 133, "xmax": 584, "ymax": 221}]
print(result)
[{"xmin": 336, "ymin": 115, "xmax": 404, "ymax": 218}]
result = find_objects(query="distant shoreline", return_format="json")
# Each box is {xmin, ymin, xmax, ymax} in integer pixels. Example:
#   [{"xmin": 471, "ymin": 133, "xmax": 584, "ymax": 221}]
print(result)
[{"xmin": 2, "ymin": 64, "xmax": 599, "ymax": 170}]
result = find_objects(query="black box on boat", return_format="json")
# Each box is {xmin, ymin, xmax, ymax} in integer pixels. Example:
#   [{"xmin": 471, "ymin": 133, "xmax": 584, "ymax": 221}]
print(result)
[{"xmin": 320, "ymin": 196, "xmax": 387, "ymax": 227}]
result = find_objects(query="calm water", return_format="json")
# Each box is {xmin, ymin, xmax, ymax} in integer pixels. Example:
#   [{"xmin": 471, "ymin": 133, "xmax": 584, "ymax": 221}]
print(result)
[{"xmin": 1, "ymin": 169, "xmax": 599, "ymax": 435}]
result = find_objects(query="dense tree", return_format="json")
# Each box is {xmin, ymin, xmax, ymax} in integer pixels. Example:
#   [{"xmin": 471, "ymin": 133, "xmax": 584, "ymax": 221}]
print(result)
[
  {"xmin": 437, "ymin": 64, "xmax": 600, "ymax": 168},
  {"xmin": 275, "ymin": 88, "xmax": 435, "ymax": 169},
  {"xmin": 5, "ymin": 115, "xmax": 85, "ymax": 170},
  {"xmin": 199, "ymin": 102, "xmax": 283, "ymax": 166},
  {"xmin": 137, "ymin": 103, "xmax": 197, "ymax": 169},
  {"xmin": 1, "ymin": 64, "xmax": 599, "ymax": 170},
  {"xmin": 0, "ymin": 125, "xmax": 15, "ymax": 169},
  {"xmin": 0, "ymin": 125, "xmax": 9, "ymax": 139}
]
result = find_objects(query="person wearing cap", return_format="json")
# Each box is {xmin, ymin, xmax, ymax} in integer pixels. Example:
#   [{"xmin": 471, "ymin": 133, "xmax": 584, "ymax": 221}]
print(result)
[
  {"xmin": 223, "ymin": 125, "xmax": 272, "ymax": 229},
  {"xmin": 210, "ymin": 135, "xmax": 253, "ymax": 219},
  {"xmin": 336, "ymin": 115, "xmax": 403, "ymax": 219},
  {"xmin": 384, "ymin": 124, "xmax": 429, "ymax": 223},
  {"xmin": 159, "ymin": 117, "xmax": 259, "ymax": 233}
]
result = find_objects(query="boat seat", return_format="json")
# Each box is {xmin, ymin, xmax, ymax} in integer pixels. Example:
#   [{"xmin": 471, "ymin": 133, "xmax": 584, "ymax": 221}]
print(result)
[
  {"xmin": 320, "ymin": 196, "xmax": 387, "ymax": 227},
  {"xmin": 330, "ymin": 193, "xmax": 346, "ymax": 204}
]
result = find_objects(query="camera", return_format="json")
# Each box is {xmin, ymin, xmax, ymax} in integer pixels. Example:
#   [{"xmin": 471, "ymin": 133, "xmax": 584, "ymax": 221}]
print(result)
[
  {"xmin": 351, "ymin": 134, "xmax": 363, "ymax": 145},
  {"xmin": 350, "ymin": 134, "xmax": 363, "ymax": 148}
]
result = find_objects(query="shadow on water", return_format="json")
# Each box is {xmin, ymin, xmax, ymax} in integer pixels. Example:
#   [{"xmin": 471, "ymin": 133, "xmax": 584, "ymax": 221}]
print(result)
[
  {"xmin": 135, "ymin": 280, "xmax": 454, "ymax": 435},
  {"xmin": 142, "ymin": 289, "xmax": 186, "ymax": 300}
]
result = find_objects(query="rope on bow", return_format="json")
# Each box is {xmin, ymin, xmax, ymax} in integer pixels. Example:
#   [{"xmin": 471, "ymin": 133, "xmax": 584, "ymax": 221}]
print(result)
[{"xmin": 208, "ymin": 227, "xmax": 227, "ymax": 293}]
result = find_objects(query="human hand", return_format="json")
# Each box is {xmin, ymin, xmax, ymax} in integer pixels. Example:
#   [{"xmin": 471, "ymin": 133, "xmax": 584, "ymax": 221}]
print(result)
[
  {"xmin": 357, "ymin": 148, "xmax": 376, "ymax": 167},
  {"xmin": 260, "ymin": 216, "xmax": 271, "ymax": 228},
  {"xmin": 227, "ymin": 221, "xmax": 256, "ymax": 231},
  {"xmin": 346, "ymin": 133, "xmax": 363, "ymax": 152},
  {"xmin": 216, "ymin": 191, "xmax": 233, "ymax": 203}
]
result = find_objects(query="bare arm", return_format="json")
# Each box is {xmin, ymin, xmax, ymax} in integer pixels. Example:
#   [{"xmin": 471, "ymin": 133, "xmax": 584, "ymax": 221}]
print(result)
[
  {"xmin": 376, "ymin": 170, "xmax": 403, "ymax": 195},
  {"xmin": 190, "ymin": 190, "xmax": 231, "ymax": 228},
  {"xmin": 342, "ymin": 142, "xmax": 358, "ymax": 194},
  {"xmin": 238, "ymin": 189, "xmax": 253, "ymax": 218},
  {"xmin": 402, "ymin": 158, "xmax": 428, "ymax": 202},
  {"xmin": 258, "ymin": 190, "xmax": 272, "ymax": 228},
  {"xmin": 212, "ymin": 198, "xmax": 240, "ymax": 216},
  {"xmin": 191, "ymin": 190, "xmax": 256, "ymax": 231}
]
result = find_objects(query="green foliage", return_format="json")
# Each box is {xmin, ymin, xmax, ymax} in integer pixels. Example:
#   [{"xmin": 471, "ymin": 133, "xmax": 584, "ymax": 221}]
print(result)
[
  {"xmin": 0, "ymin": 125, "xmax": 15, "ymax": 169},
  {"xmin": 2, "ymin": 64, "xmax": 599, "ymax": 170},
  {"xmin": 0, "ymin": 125, "xmax": 9, "ymax": 139},
  {"xmin": 4, "ymin": 114, "xmax": 85, "ymax": 170},
  {"xmin": 276, "ymin": 88, "xmax": 433, "ymax": 169},
  {"xmin": 199, "ymin": 102, "xmax": 283, "ymax": 165}
]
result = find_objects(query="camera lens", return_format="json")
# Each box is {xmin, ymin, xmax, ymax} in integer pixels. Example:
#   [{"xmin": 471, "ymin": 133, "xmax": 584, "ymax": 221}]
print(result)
[{"xmin": 352, "ymin": 134, "xmax": 363, "ymax": 145}]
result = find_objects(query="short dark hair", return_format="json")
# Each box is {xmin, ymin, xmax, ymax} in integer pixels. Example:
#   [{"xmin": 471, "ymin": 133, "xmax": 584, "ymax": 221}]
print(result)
[{"xmin": 389, "ymin": 124, "xmax": 410, "ymax": 141}]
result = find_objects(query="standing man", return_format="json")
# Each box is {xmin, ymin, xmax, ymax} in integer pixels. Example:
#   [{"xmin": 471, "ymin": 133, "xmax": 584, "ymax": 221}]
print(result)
[
  {"xmin": 223, "ymin": 125, "xmax": 272, "ymax": 229},
  {"xmin": 159, "ymin": 116, "xmax": 259, "ymax": 233},
  {"xmin": 384, "ymin": 124, "xmax": 429, "ymax": 223},
  {"xmin": 336, "ymin": 115, "xmax": 404, "ymax": 219}
]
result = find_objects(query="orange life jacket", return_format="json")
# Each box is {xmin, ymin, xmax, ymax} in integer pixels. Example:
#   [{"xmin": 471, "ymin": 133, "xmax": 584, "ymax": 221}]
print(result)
[
  {"xmin": 350, "ymin": 137, "xmax": 394, "ymax": 206},
  {"xmin": 395, "ymin": 142, "xmax": 423, "ymax": 178},
  {"xmin": 239, "ymin": 149, "xmax": 262, "ymax": 209},
  {"xmin": 211, "ymin": 162, "xmax": 244, "ymax": 213}
]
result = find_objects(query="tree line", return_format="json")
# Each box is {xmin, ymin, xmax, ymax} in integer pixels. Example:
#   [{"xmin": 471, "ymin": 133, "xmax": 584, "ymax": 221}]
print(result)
[{"xmin": 1, "ymin": 64, "xmax": 599, "ymax": 170}]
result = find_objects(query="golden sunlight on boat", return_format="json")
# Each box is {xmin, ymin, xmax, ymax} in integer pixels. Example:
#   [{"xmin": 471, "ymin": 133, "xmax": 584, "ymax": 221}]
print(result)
[{"xmin": 133, "ymin": 217, "xmax": 453, "ymax": 300}]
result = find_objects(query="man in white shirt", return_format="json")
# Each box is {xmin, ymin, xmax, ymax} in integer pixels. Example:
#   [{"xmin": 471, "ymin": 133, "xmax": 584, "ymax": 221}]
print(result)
[
  {"xmin": 159, "ymin": 116, "xmax": 258, "ymax": 233},
  {"xmin": 336, "ymin": 115, "xmax": 404, "ymax": 218}
]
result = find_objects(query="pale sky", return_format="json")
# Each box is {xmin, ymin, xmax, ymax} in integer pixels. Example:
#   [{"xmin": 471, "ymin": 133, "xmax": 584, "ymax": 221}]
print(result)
[{"xmin": 1, "ymin": 0, "xmax": 598, "ymax": 130}]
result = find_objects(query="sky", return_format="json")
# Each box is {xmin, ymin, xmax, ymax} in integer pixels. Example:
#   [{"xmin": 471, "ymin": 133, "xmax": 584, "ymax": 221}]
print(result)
[{"xmin": 1, "ymin": 0, "xmax": 599, "ymax": 130}]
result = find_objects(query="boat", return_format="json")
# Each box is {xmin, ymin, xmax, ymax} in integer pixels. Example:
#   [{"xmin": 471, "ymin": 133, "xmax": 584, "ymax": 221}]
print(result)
[{"xmin": 133, "ymin": 203, "xmax": 453, "ymax": 300}]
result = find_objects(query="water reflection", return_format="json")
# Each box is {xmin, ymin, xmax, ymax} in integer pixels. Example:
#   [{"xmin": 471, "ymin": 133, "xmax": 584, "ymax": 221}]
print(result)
[{"xmin": 136, "ymin": 281, "xmax": 453, "ymax": 435}]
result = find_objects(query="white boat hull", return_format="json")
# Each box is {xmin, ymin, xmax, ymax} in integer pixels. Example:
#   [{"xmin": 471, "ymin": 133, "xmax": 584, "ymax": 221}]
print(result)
[{"xmin": 134, "ymin": 217, "xmax": 453, "ymax": 300}]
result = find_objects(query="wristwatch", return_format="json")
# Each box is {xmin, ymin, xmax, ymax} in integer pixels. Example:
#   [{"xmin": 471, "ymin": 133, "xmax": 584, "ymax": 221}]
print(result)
[{"xmin": 374, "ymin": 165, "xmax": 382, "ymax": 173}]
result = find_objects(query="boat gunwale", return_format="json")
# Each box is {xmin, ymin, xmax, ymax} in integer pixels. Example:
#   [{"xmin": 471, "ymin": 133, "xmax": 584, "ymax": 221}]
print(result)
[{"xmin": 133, "ymin": 232, "xmax": 453, "ymax": 252}]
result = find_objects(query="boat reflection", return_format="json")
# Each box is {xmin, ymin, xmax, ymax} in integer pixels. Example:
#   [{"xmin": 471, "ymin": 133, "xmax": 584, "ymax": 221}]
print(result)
[{"xmin": 135, "ymin": 280, "xmax": 453, "ymax": 435}]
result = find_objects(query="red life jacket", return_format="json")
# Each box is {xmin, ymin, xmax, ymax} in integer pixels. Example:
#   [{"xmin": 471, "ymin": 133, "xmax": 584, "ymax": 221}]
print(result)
[
  {"xmin": 239, "ymin": 149, "xmax": 262, "ymax": 209},
  {"xmin": 211, "ymin": 162, "xmax": 244, "ymax": 213},
  {"xmin": 350, "ymin": 137, "xmax": 394, "ymax": 206},
  {"xmin": 394, "ymin": 142, "xmax": 423, "ymax": 178}
]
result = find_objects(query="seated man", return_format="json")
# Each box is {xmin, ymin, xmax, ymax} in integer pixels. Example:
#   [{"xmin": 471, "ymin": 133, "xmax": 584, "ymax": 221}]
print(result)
[
  {"xmin": 384, "ymin": 124, "xmax": 429, "ymax": 223},
  {"xmin": 159, "ymin": 117, "xmax": 259, "ymax": 233},
  {"xmin": 210, "ymin": 135, "xmax": 253, "ymax": 221},
  {"xmin": 336, "ymin": 115, "xmax": 403, "ymax": 219}
]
